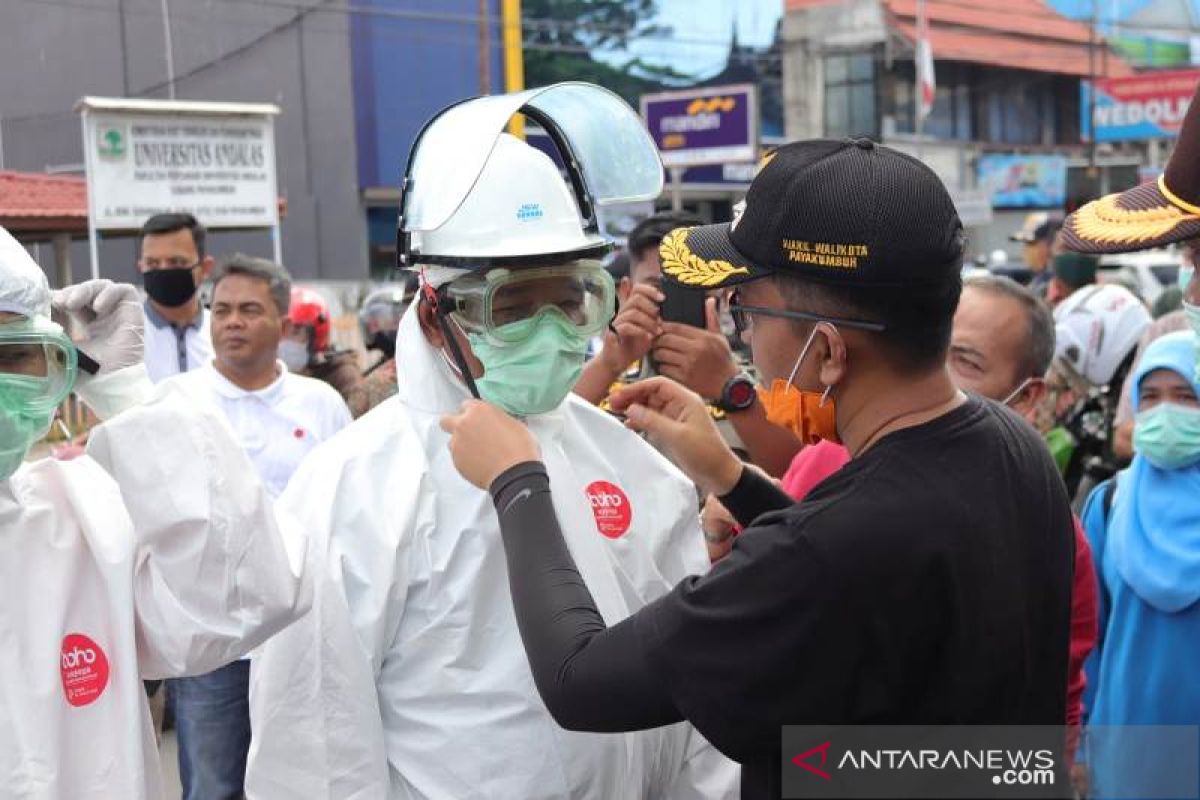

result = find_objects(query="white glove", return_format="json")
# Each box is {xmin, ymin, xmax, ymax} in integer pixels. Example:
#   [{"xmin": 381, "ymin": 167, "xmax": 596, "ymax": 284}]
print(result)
[{"xmin": 51, "ymin": 279, "xmax": 144, "ymax": 376}]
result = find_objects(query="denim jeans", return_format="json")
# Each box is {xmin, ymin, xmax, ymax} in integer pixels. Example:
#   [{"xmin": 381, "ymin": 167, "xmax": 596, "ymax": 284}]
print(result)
[{"xmin": 168, "ymin": 660, "xmax": 251, "ymax": 800}]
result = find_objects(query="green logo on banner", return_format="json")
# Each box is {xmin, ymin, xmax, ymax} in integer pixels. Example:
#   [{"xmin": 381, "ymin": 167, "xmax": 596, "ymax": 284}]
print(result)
[{"xmin": 97, "ymin": 126, "xmax": 126, "ymax": 159}]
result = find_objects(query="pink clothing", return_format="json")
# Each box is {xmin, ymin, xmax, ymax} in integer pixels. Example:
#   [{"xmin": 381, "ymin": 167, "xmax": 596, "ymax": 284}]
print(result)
[{"xmin": 780, "ymin": 440, "xmax": 851, "ymax": 499}]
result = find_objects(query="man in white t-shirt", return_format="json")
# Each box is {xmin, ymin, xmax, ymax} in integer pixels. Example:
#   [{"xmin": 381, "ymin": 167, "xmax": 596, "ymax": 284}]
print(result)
[
  {"xmin": 165, "ymin": 254, "xmax": 351, "ymax": 800},
  {"xmin": 137, "ymin": 213, "xmax": 215, "ymax": 383}
]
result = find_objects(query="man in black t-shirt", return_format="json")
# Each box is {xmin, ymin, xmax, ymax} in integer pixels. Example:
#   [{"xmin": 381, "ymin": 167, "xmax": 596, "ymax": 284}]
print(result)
[{"xmin": 440, "ymin": 138, "xmax": 1076, "ymax": 800}]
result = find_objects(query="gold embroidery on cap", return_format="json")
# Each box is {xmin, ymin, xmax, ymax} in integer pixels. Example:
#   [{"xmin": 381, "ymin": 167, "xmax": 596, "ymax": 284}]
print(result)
[
  {"xmin": 1070, "ymin": 193, "xmax": 1191, "ymax": 245},
  {"xmin": 660, "ymin": 229, "xmax": 750, "ymax": 287},
  {"xmin": 1158, "ymin": 176, "xmax": 1200, "ymax": 216},
  {"xmin": 781, "ymin": 240, "xmax": 868, "ymax": 270}
]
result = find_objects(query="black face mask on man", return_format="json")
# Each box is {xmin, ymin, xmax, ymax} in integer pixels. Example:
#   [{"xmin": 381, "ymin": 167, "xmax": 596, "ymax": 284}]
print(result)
[{"xmin": 142, "ymin": 266, "xmax": 198, "ymax": 308}]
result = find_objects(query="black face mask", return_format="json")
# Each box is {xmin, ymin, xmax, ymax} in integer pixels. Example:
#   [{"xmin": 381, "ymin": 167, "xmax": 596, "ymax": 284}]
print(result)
[
  {"xmin": 142, "ymin": 267, "xmax": 198, "ymax": 308},
  {"xmin": 369, "ymin": 330, "xmax": 398, "ymax": 359}
]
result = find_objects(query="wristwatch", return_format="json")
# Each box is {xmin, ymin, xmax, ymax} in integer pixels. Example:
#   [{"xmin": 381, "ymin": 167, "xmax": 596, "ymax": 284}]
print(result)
[{"xmin": 715, "ymin": 374, "xmax": 758, "ymax": 413}]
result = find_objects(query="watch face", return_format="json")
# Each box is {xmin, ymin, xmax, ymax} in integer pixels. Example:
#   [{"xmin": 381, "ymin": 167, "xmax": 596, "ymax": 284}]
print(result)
[{"xmin": 727, "ymin": 378, "xmax": 757, "ymax": 409}]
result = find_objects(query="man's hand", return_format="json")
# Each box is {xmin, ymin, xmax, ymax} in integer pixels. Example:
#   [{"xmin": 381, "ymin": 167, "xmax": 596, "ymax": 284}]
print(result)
[
  {"xmin": 51, "ymin": 280, "xmax": 144, "ymax": 376},
  {"xmin": 440, "ymin": 400, "xmax": 542, "ymax": 490},
  {"xmin": 599, "ymin": 283, "xmax": 663, "ymax": 374},
  {"xmin": 701, "ymin": 494, "xmax": 737, "ymax": 562},
  {"xmin": 610, "ymin": 376, "xmax": 743, "ymax": 496},
  {"xmin": 652, "ymin": 297, "xmax": 738, "ymax": 400}
]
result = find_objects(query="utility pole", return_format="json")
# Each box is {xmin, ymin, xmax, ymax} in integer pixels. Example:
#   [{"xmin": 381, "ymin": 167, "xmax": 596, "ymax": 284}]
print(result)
[
  {"xmin": 915, "ymin": 0, "xmax": 928, "ymax": 162},
  {"xmin": 161, "ymin": 0, "xmax": 176, "ymax": 99},
  {"xmin": 1088, "ymin": 0, "xmax": 1097, "ymax": 174},
  {"xmin": 479, "ymin": 0, "xmax": 492, "ymax": 95}
]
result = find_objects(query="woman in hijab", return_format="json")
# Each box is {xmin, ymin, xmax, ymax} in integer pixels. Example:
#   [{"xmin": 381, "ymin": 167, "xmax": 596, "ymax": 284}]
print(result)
[{"xmin": 1080, "ymin": 330, "xmax": 1200, "ymax": 800}]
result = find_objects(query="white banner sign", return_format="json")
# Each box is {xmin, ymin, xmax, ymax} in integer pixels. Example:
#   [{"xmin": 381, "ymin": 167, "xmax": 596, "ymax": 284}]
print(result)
[{"xmin": 83, "ymin": 112, "xmax": 278, "ymax": 230}]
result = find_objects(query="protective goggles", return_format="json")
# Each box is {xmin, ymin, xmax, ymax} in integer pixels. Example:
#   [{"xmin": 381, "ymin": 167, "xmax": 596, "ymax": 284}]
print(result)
[
  {"xmin": 438, "ymin": 261, "xmax": 616, "ymax": 345},
  {"xmin": 0, "ymin": 317, "xmax": 78, "ymax": 417}
]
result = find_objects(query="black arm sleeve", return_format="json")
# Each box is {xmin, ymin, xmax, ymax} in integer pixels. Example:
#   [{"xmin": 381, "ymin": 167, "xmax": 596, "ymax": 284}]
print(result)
[
  {"xmin": 718, "ymin": 464, "xmax": 795, "ymax": 528},
  {"xmin": 489, "ymin": 461, "xmax": 684, "ymax": 732}
]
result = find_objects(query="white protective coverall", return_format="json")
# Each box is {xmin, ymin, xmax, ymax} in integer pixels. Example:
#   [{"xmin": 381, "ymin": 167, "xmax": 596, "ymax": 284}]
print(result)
[
  {"xmin": 246, "ymin": 302, "xmax": 739, "ymax": 799},
  {"xmin": 0, "ymin": 275, "xmax": 310, "ymax": 798}
]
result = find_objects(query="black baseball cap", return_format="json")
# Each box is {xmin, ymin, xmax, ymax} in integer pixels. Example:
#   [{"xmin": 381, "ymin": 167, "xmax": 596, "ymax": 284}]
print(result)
[{"xmin": 659, "ymin": 138, "xmax": 964, "ymax": 291}]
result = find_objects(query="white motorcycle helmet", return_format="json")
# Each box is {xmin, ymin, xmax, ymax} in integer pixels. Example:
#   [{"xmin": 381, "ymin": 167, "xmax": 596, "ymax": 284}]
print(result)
[{"xmin": 1053, "ymin": 283, "xmax": 1151, "ymax": 387}]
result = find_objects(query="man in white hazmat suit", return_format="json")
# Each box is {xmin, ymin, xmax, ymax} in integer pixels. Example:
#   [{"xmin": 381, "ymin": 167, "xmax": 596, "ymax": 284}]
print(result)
[
  {"xmin": 246, "ymin": 84, "xmax": 738, "ymax": 799},
  {"xmin": 0, "ymin": 224, "xmax": 310, "ymax": 799}
]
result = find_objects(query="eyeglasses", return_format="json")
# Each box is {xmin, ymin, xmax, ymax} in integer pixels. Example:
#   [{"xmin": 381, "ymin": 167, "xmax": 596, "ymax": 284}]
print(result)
[
  {"xmin": 138, "ymin": 258, "xmax": 201, "ymax": 271},
  {"xmin": 727, "ymin": 289, "xmax": 886, "ymax": 334}
]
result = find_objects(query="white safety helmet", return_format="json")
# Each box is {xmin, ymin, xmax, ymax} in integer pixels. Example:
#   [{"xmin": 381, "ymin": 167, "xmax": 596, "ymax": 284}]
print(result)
[
  {"xmin": 397, "ymin": 82, "xmax": 663, "ymax": 271},
  {"xmin": 1053, "ymin": 283, "xmax": 1151, "ymax": 386},
  {"xmin": 411, "ymin": 134, "xmax": 607, "ymax": 262}
]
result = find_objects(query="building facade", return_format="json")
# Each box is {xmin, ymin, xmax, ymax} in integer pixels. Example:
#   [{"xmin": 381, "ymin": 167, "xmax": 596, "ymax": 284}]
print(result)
[
  {"xmin": 0, "ymin": 0, "xmax": 513, "ymax": 284},
  {"xmin": 781, "ymin": 0, "xmax": 1159, "ymax": 260}
]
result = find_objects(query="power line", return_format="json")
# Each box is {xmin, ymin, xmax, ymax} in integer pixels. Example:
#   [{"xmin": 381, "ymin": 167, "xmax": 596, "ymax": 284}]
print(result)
[
  {"xmin": 19, "ymin": 0, "xmax": 1180, "ymax": 70},
  {"xmin": 1, "ymin": 0, "xmax": 1186, "ymax": 134}
]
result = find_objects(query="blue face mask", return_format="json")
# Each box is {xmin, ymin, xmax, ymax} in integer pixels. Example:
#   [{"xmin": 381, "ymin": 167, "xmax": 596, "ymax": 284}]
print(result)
[
  {"xmin": 465, "ymin": 310, "xmax": 589, "ymax": 416},
  {"xmin": 1132, "ymin": 401, "xmax": 1200, "ymax": 471}
]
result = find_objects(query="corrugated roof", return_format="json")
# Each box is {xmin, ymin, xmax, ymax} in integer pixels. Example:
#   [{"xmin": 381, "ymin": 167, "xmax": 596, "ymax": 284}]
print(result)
[
  {"xmin": 0, "ymin": 170, "xmax": 87, "ymax": 234},
  {"xmin": 891, "ymin": 18, "xmax": 1135, "ymax": 77},
  {"xmin": 885, "ymin": 0, "xmax": 1095, "ymax": 43},
  {"xmin": 788, "ymin": 0, "xmax": 1133, "ymax": 77}
]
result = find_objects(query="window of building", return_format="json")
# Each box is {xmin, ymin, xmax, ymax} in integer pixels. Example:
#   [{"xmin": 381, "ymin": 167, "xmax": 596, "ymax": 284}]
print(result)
[
  {"xmin": 367, "ymin": 206, "xmax": 399, "ymax": 281},
  {"xmin": 892, "ymin": 61, "xmax": 973, "ymax": 140},
  {"xmin": 825, "ymin": 51, "xmax": 879, "ymax": 138}
]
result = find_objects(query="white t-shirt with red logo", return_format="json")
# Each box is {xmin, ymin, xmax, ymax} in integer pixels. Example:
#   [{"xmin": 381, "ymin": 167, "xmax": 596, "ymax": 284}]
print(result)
[
  {"xmin": 167, "ymin": 360, "xmax": 352, "ymax": 498},
  {"xmin": 0, "ymin": 376, "xmax": 308, "ymax": 799}
]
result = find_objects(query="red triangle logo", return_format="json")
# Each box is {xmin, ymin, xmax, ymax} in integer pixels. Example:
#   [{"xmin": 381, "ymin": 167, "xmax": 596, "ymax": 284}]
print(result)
[{"xmin": 791, "ymin": 741, "xmax": 832, "ymax": 781}]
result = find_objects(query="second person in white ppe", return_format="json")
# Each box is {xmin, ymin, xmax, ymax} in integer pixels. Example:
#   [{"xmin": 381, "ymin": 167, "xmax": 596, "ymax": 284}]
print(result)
[
  {"xmin": 0, "ymin": 224, "xmax": 310, "ymax": 798},
  {"xmin": 247, "ymin": 87, "xmax": 738, "ymax": 799}
]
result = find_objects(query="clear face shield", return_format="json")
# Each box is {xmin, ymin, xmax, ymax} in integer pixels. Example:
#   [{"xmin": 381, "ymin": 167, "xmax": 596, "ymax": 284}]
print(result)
[
  {"xmin": 438, "ymin": 261, "xmax": 616, "ymax": 347},
  {"xmin": 398, "ymin": 82, "xmax": 664, "ymax": 267},
  {"xmin": 0, "ymin": 317, "xmax": 78, "ymax": 419}
]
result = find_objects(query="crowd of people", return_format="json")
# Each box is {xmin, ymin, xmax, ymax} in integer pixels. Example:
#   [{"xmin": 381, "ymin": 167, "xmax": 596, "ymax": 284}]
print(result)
[{"xmin": 2, "ymin": 78, "xmax": 1199, "ymax": 800}]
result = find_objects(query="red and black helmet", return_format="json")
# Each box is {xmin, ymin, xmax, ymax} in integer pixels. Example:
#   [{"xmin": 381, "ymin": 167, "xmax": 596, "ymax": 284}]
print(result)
[{"xmin": 288, "ymin": 287, "xmax": 331, "ymax": 354}]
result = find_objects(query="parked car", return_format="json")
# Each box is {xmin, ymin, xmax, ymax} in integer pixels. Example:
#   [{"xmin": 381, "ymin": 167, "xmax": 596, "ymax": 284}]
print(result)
[{"xmin": 1097, "ymin": 249, "xmax": 1183, "ymax": 306}]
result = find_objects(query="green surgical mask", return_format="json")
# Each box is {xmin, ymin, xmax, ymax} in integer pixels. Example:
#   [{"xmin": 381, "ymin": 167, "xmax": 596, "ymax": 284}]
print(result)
[
  {"xmin": 0, "ymin": 375, "xmax": 58, "ymax": 480},
  {"xmin": 465, "ymin": 310, "xmax": 589, "ymax": 416},
  {"xmin": 1133, "ymin": 402, "xmax": 1200, "ymax": 471}
]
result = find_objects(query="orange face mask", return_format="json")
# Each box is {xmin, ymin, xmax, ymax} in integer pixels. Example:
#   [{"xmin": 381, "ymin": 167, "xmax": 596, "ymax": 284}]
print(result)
[{"xmin": 757, "ymin": 326, "xmax": 840, "ymax": 445}]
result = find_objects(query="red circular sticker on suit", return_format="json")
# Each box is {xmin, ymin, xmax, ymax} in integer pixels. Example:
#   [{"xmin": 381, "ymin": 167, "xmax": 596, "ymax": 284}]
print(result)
[
  {"xmin": 60, "ymin": 633, "xmax": 110, "ymax": 707},
  {"xmin": 586, "ymin": 481, "xmax": 633, "ymax": 539}
]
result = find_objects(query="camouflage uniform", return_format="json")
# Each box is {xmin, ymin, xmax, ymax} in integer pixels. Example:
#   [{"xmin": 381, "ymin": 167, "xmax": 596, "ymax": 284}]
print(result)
[{"xmin": 345, "ymin": 358, "xmax": 398, "ymax": 419}]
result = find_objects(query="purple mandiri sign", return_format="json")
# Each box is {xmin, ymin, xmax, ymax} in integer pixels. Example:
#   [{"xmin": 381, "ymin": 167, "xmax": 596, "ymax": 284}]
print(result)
[{"xmin": 640, "ymin": 84, "xmax": 758, "ymax": 168}]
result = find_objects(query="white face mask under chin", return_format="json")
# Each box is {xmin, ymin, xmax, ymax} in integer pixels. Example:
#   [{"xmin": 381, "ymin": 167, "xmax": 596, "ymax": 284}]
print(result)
[{"xmin": 278, "ymin": 340, "xmax": 309, "ymax": 372}]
